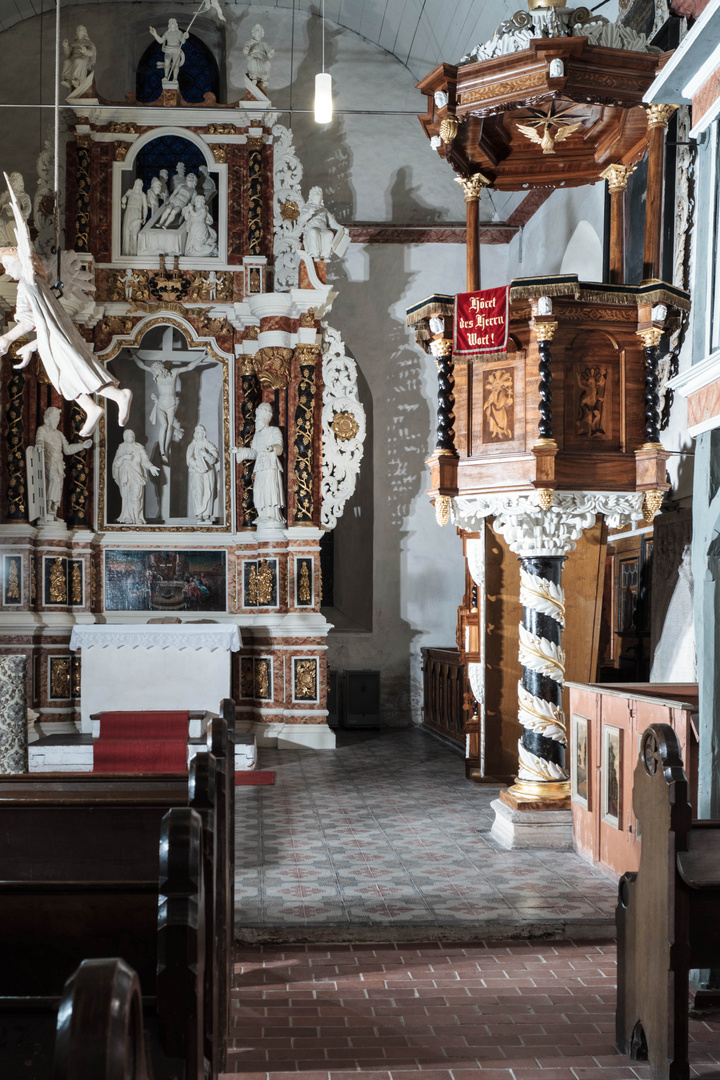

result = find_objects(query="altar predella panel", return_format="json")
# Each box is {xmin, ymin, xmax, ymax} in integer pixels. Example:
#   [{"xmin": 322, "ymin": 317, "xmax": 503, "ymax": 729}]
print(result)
[{"xmin": 0, "ymin": 12, "xmax": 365, "ymax": 745}]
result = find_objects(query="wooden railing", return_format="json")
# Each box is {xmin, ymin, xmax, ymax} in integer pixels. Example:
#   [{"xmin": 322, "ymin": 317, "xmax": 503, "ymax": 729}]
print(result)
[{"xmin": 421, "ymin": 648, "xmax": 467, "ymax": 748}]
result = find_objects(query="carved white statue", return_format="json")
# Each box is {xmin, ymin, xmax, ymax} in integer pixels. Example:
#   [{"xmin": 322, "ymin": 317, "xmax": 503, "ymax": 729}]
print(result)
[
  {"xmin": 147, "ymin": 177, "xmax": 164, "ymax": 217},
  {"xmin": 61, "ymin": 25, "xmax": 97, "ymax": 91},
  {"xmin": 157, "ymin": 173, "xmax": 197, "ymax": 229},
  {"xmin": 134, "ymin": 341, "xmax": 206, "ymax": 461},
  {"xmin": 0, "ymin": 173, "xmax": 31, "ymax": 247},
  {"xmin": 149, "ymin": 19, "xmax": 189, "ymax": 83},
  {"xmin": 243, "ymin": 24, "xmax": 274, "ymax": 85},
  {"xmin": 34, "ymin": 406, "xmax": 92, "ymax": 522},
  {"xmin": 205, "ymin": 270, "xmax": 218, "ymax": 300},
  {"xmin": 112, "ymin": 429, "xmax": 159, "ymax": 525},
  {"xmin": 121, "ymin": 179, "xmax": 148, "ymax": 256},
  {"xmin": 0, "ymin": 174, "xmax": 132, "ymax": 437},
  {"xmin": 158, "ymin": 169, "xmax": 170, "ymax": 201},
  {"xmin": 232, "ymin": 402, "xmax": 285, "ymax": 525},
  {"xmin": 171, "ymin": 163, "xmax": 186, "ymax": 192},
  {"xmin": 298, "ymin": 187, "xmax": 349, "ymax": 261},
  {"xmin": 183, "ymin": 195, "xmax": 218, "ymax": 257},
  {"xmin": 187, "ymin": 424, "xmax": 219, "ymax": 522},
  {"xmin": 119, "ymin": 268, "xmax": 139, "ymax": 300},
  {"xmin": 198, "ymin": 165, "xmax": 217, "ymax": 205}
]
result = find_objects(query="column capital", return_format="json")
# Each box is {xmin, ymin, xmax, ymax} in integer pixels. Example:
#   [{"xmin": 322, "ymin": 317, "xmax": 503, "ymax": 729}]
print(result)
[
  {"xmin": 533, "ymin": 319, "xmax": 558, "ymax": 342},
  {"xmin": 600, "ymin": 162, "xmax": 636, "ymax": 193},
  {"xmin": 645, "ymin": 103, "xmax": 678, "ymax": 130},
  {"xmin": 429, "ymin": 338, "xmax": 453, "ymax": 358},
  {"xmin": 455, "ymin": 172, "xmax": 491, "ymax": 201},
  {"xmin": 637, "ymin": 326, "xmax": 663, "ymax": 348},
  {"xmin": 449, "ymin": 490, "xmax": 646, "ymax": 555}
]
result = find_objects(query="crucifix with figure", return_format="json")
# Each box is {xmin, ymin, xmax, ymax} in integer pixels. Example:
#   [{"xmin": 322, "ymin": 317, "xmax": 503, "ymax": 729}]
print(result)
[{"xmin": 133, "ymin": 326, "xmax": 208, "ymax": 462}]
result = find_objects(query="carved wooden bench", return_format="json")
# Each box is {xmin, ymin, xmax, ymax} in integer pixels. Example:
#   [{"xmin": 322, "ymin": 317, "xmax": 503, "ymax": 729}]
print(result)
[{"xmin": 616, "ymin": 722, "xmax": 720, "ymax": 1080}]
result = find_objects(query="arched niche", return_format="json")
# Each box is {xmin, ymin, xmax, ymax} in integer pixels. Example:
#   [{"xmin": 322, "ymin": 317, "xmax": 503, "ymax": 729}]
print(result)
[
  {"xmin": 136, "ymin": 32, "xmax": 220, "ymax": 104},
  {"xmin": 100, "ymin": 318, "xmax": 230, "ymax": 530},
  {"xmin": 112, "ymin": 127, "xmax": 226, "ymax": 266},
  {"xmin": 564, "ymin": 328, "xmax": 622, "ymax": 450}
]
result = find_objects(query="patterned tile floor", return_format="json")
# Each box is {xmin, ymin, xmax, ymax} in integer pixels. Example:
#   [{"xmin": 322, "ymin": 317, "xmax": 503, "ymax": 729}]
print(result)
[
  {"xmin": 235, "ymin": 728, "xmax": 617, "ymax": 938},
  {"xmin": 224, "ymin": 940, "xmax": 720, "ymax": 1078}
]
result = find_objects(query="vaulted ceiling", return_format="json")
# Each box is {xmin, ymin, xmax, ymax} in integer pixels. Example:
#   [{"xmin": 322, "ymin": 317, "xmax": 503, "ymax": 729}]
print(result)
[{"xmin": 0, "ymin": 0, "xmax": 518, "ymax": 79}]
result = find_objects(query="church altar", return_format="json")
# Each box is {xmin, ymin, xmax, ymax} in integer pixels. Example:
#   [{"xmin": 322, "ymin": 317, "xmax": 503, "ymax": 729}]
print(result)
[{"xmin": 70, "ymin": 622, "xmax": 241, "ymax": 731}]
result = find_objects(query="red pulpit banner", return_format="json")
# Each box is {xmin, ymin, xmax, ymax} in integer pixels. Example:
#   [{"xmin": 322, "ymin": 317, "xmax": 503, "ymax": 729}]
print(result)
[{"xmin": 453, "ymin": 286, "xmax": 509, "ymax": 356}]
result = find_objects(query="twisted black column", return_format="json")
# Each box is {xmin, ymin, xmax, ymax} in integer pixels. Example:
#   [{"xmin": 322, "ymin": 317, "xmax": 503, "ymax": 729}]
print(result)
[
  {"xmin": 67, "ymin": 402, "xmax": 90, "ymax": 528},
  {"xmin": 515, "ymin": 555, "xmax": 569, "ymax": 795},
  {"xmin": 432, "ymin": 340, "xmax": 456, "ymax": 455},
  {"xmin": 638, "ymin": 327, "xmax": 663, "ymax": 445},
  {"xmin": 5, "ymin": 365, "xmax": 26, "ymax": 520},
  {"xmin": 534, "ymin": 320, "xmax": 558, "ymax": 443}
]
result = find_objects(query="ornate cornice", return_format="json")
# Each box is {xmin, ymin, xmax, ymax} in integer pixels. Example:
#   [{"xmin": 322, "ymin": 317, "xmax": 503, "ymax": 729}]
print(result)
[{"xmin": 451, "ymin": 490, "xmax": 646, "ymax": 555}]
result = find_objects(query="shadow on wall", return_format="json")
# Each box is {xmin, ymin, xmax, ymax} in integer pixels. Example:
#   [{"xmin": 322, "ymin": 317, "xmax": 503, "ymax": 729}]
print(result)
[{"xmin": 326, "ymin": 167, "xmax": 439, "ymax": 726}]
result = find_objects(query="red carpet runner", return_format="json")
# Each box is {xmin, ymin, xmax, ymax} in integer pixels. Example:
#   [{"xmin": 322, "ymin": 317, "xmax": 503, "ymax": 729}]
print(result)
[{"xmin": 93, "ymin": 711, "xmax": 189, "ymax": 773}]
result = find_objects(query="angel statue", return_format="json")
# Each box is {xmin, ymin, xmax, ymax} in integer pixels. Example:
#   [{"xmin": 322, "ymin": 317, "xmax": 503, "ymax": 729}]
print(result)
[{"xmin": 0, "ymin": 173, "xmax": 132, "ymax": 438}]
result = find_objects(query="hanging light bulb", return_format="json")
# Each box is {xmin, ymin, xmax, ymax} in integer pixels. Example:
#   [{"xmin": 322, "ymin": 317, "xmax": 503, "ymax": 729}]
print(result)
[
  {"xmin": 315, "ymin": 72, "xmax": 333, "ymax": 124},
  {"xmin": 314, "ymin": 0, "xmax": 333, "ymax": 124}
]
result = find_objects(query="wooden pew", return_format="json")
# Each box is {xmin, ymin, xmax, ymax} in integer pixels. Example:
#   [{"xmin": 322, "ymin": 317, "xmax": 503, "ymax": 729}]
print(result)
[
  {"xmin": 0, "ymin": 807, "xmax": 205, "ymax": 1080},
  {"xmin": 0, "ymin": 713, "xmax": 233, "ymax": 1072},
  {"xmin": 616, "ymin": 722, "xmax": 720, "ymax": 1080}
]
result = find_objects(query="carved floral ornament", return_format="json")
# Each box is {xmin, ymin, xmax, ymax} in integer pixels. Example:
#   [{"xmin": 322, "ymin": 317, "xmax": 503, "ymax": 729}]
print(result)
[
  {"xmin": 255, "ymin": 346, "xmax": 293, "ymax": 388},
  {"xmin": 330, "ymin": 410, "xmax": 359, "ymax": 442},
  {"xmin": 448, "ymin": 491, "xmax": 647, "ymax": 555},
  {"xmin": 320, "ymin": 323, "xmax": 366, "ymax": 529}
]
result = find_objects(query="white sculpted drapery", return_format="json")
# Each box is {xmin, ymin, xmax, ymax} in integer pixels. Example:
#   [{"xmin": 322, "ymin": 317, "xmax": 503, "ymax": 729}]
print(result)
[
  {"xmin": 112, "ymin": 430, "xmax": 159, "ymax": 525},
  {"xmin": 34, "ymin": 406, "xmax": 92, "ymax": 521},
  {"xmin": 186, "ymin": 424, "xmax": 219, "ymax": 522},
  {"xmin": 232, "ymin": 402, "xmax": 285, "ymax": 525}
]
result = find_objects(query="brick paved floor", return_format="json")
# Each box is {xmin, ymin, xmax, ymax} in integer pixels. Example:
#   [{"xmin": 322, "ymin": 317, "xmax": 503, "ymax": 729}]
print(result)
[{"xmin": 224, "ymin": 940, "xmax": 720, "ymax": 1080}]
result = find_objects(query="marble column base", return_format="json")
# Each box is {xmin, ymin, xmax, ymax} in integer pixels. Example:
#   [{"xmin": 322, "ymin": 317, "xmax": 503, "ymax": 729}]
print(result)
[{"xmin": 490, "ymin": 797, "xmax": 574, "ymax": 851}]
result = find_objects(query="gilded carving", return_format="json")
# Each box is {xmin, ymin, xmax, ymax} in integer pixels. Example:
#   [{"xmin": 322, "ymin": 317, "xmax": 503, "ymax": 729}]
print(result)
[
  {"xmin": 331, "ymin": 411, "xmax": 360, "ymax": 442},
  {"xmin": 294, "ymin": 361, "xmax": 316, "ymax": 522},
  {"xmin": 247, "ymin": 138, "xmax": 263, "ymax": 255},
  {"xmin": 257, "ymin": 559, "xmax": 274, "ymax": 605},
  {"xmin": 207, "ymin": 123, "xmax": 236, "ymax": 134},
  {"xmin": 50, "ymin": 657, "xmax": 71, "ymax": 699},
  {"xmin": 637, "ymin": 327, "xmax": 664, "ymax": 348},
  {"xmin": 300, "ymin": 308, "xmax": 316, "ymax": 327},
  {"xmin": 255, "ymin": 658, "xmax": 271, "ymax": 699},
  {"xmin": 75, "ymin": 132, "xmax": 92, "ymax": 149},
  {"xmin": 246, "ymin": 135, "xmax": 265, "ymax": 151},
  {"xmin": 72, "ymin": 655, "xmax": 82, "ymax": 698},
  {"xmin": 5, "ymin": 364, "xmax": 26, "ymax": 520},
  {"xmin": 576, "ymin": 366, "xmax": 608, "ymax": 437},
  {"xmin": 483, "ymin": 368, "xmax": 514, "ymax": 441},
  {"xmin": 211, "ymin": 144, "xmax": 227, "ymax": 163},
  {"xmin": 456, "ymin": 173, "xmax": 490, "ymax": 201},
  {"xmin": 439, "ymin": 114, "xmax": 459, "ymax": 143},
  {"xmin": 646, "ymin": 103, "xmax": 678, "ymax": 129},
  {"xmin": 245, "ymin": 325, "xmax": 259, "ymax": 340},
  {"xmin": 68, "ymin": 400, "xmax": 90, "ymax": 528},
  {"xmin": 460, "ymin": 72, "xmax": 544, "ymax": 104},
  {"xmin": 600, "ymin": 163, "xmax": 636, "ymax": 193},
  {"xmin": 108, "ymin": 122, "xmax": 138, "ymax": 133},
  {"xmin": 71, "ymin": 561, "xmax": 83, "ymax": 604},
  {"xmin": 101, "ymin": 316, "xmax": 135, "ymax": 336},
  {"xmin": 281, "ymin": 199, "xmax": 300, "ymax": 221},
  {"xmin": 75, "ymin": 143, "xmax": 91, "ymax": 252},
  {"xmin": 187, "ymin": 271, "xmax": 232, "ymax": 303},
  {"xmin": 194, "ymin": 310, "xmax": 232, "ymax": 336},
  {"xmin": 114, "ymin": 142, "xmax": 130, "ymax": 161},
  {"xmin": 642, "ymin": 489, "xmax": 663, "ymax": 522},
  {"xmin": 247, "ymin": 563, "xmax": 258, "ymax": 605},
  {"xmin": 49, "ymin": 557, "xmax": 67, "ymax": 604},
  {"xmin": 111, "ymin": 268, "xmax": 150, "ymax": 303},
  {"xmin": 298, "ymin": 561, "xmax": 311, "ymax": 603},
  {"xmin": 533, "ymin": 320, "xmax": 558, "ymax": 342},
  {"xmin": 5, "ymin": 557, "xmax": 20, "ymax": 601},
  {"xmin": 256, "ymin": 347, "xmax": 292, "ymax": 388},
  {"xmin": 294, "ymin": 659, "xmax": 317, "ymax": 701}
]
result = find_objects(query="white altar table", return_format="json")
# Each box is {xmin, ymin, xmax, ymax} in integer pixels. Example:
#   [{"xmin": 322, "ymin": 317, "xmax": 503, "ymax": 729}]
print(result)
[{"xmin": 70, "ymin": 623, "xmax": 242, "ymax": 733}]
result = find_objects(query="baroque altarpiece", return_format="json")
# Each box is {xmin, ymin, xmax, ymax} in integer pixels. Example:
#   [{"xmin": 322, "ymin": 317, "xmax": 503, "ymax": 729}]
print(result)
[{"xmin": 0, "ymin": 21, "xmax": 365, "ymax": 749}]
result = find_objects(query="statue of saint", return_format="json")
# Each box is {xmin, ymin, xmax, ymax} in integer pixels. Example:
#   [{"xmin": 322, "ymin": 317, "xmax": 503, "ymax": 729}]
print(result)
[
  {"xmin": 149, "ymin": 19, "xmax": 189, "ymax": 83},
  {"xmin": 0, "ymin": 173, "xmax": 31, "ymax": 247},
  {"xmin": 243, "ymin": 24, "xmax": 274, "ymax": 85},
  {"xmin": 0, "ymin": 174, "xmax": 132, "ymax": 438},
  {"xmin": 232, "ymin": 402, "xmax": 285, "ymax": 525},
  {"xmin": 61, "ymin": 25, "xmax": 97, "ymax": 90},
  {"xmin": 120, "ymin": 179, "xmax": 148, "ymax": 256},
  {"xmin": 34, "ymin": 406, "xmax": 92, "ymax": 522},
  {"xmin": 186, "ymin": 424, "xmax": 219, "ymax": 522},
  {"xmin": 133, "ymin": 350, "xmax": 206, "ymax": 461},
  {"xmin": 112, "ymin": 430, "xmax": 159, "ymax": 525},
  {"xmin": 183, "ymin": 195, "xmax": 218, "ymax": 257},
  {"xmin": 298, "ymin": 187, "xmax": 349, "ymax": 261},
  {"xmin": 146, "ymin": 177, "xmax": 164, "ymax": 217}
]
